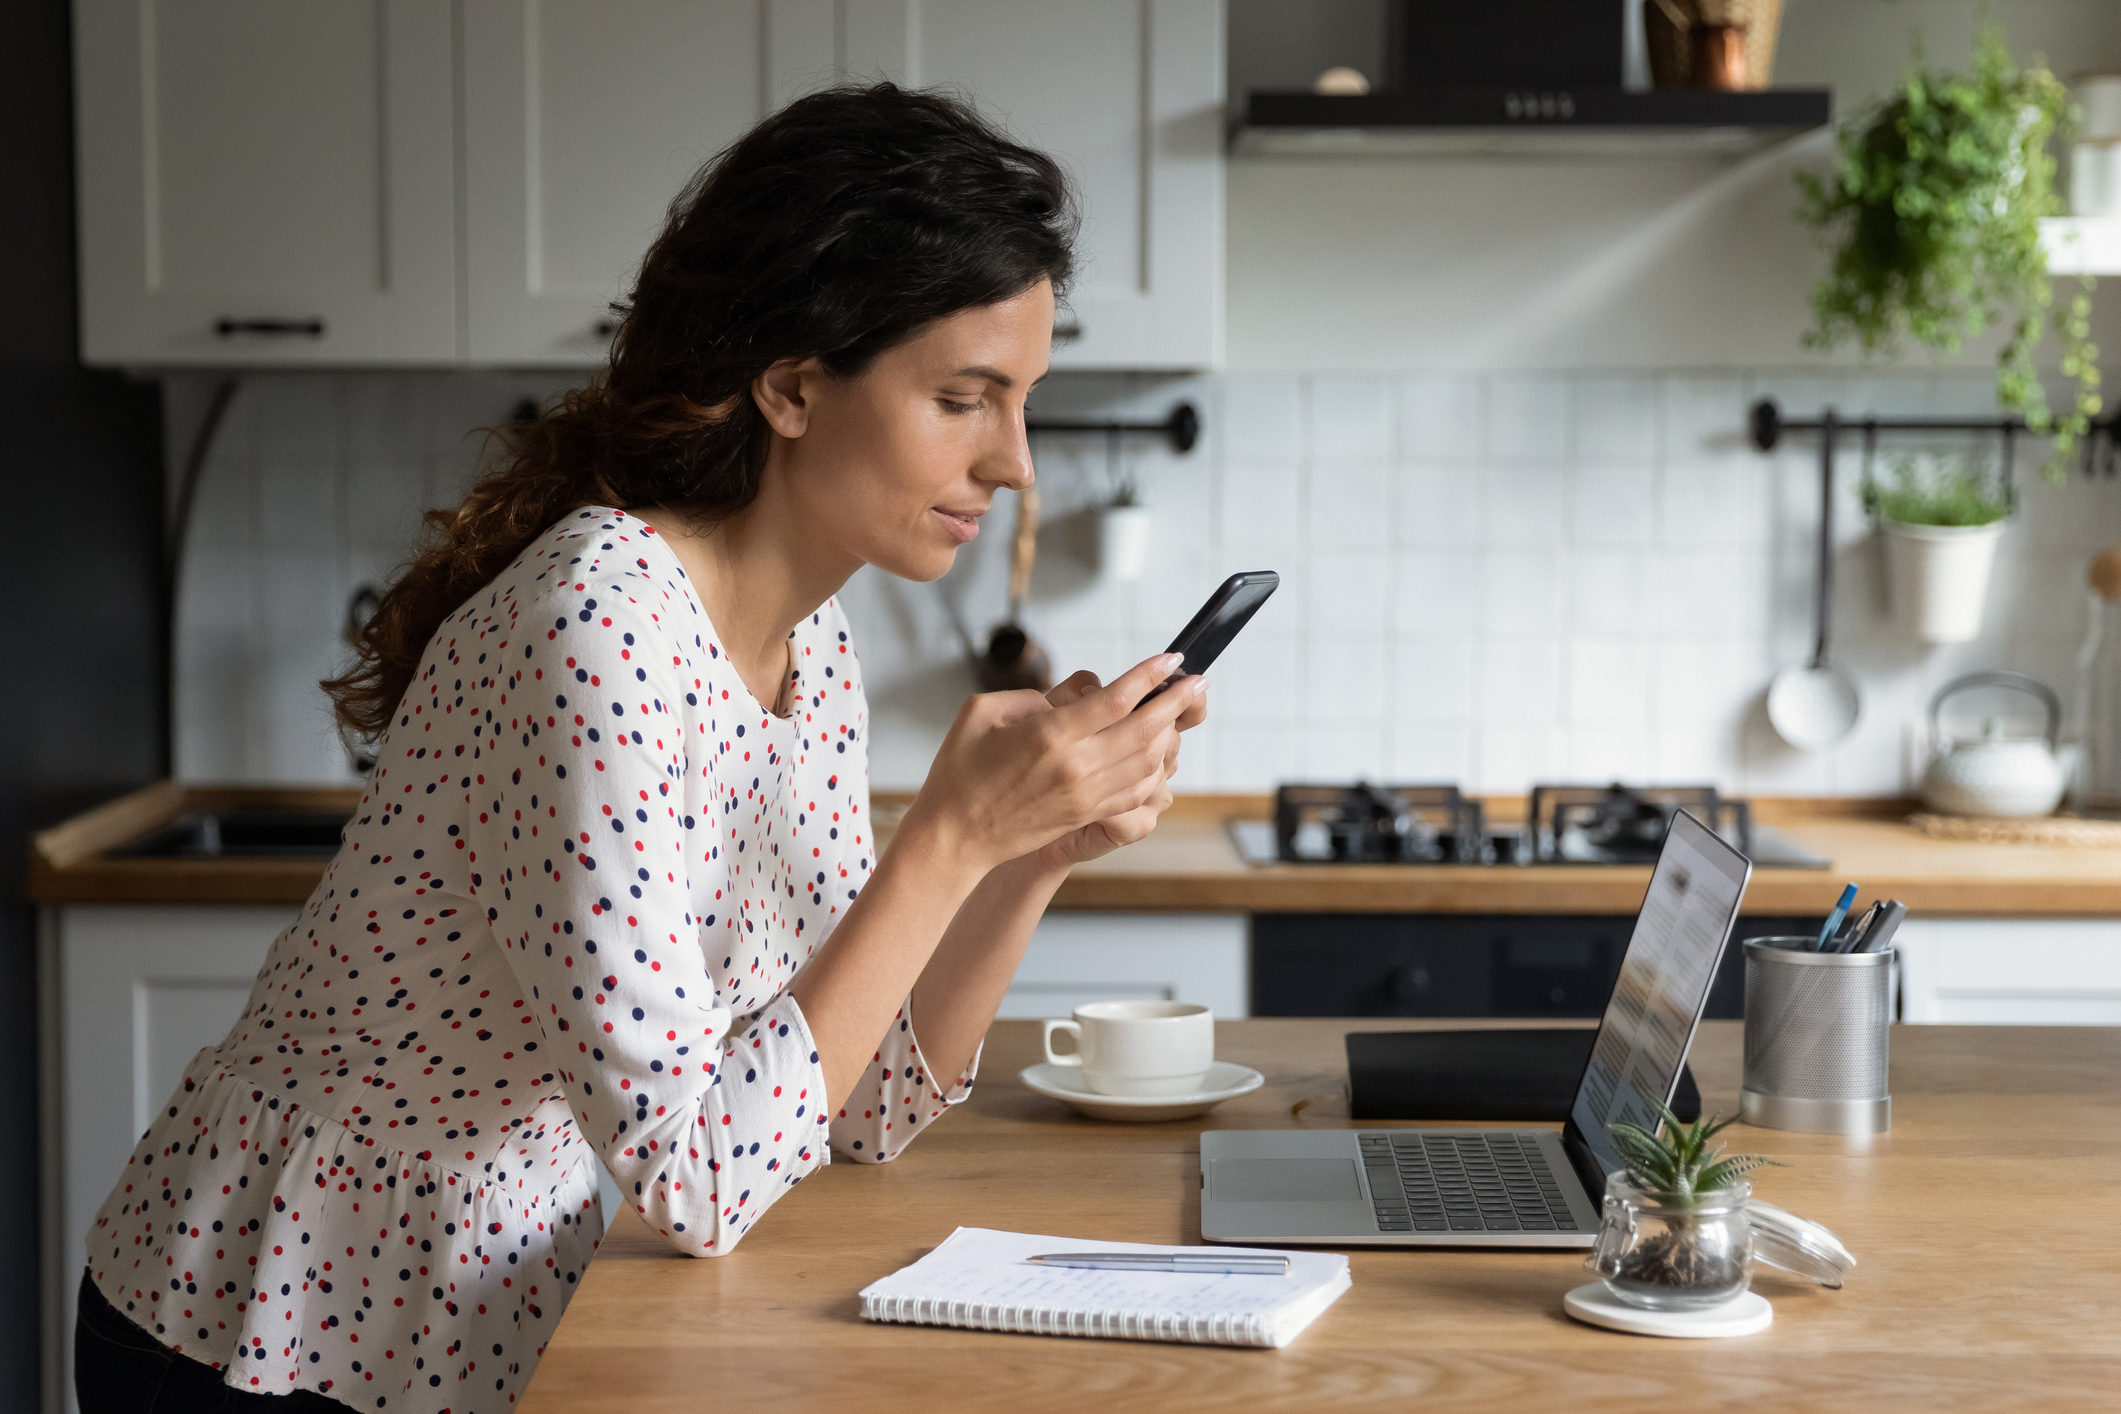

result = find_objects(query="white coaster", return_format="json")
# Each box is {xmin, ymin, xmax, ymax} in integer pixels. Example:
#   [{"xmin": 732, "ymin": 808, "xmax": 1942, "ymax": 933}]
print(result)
[{"xmin": 1562, "ymin": 1283, "xmax": 1773, "ymax": 1339}]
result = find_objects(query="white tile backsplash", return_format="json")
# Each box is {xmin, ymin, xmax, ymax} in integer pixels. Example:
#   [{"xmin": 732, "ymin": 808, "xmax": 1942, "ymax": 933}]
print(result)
[
  {"xmin": 1566, "ymin": 549, "xmax": 1648, "ymax": 635},
  {"xmin": 1221, "ymin": 375, "xmax": 1302, "ymax": 459},
  {"xmin": 1305, "ymin": 458, "xmax": 1392, "ymax": 550},
  {"xmin": 175, "ymin": 369, "xmax": 2121, "ymax": 797},
  {"xmin": 1569, "ymin": 461, "xmax": 1657, "ymax": 547},
  {"xmin": 1394, "ymin": 633, "xmax": 1475, "ymax": 721},
  {"xmin": 1571, "ymin": 376, "xmax": 1659, "ymax": 462},
  {"xmin": 1481, "ymin": 463, "xmax": 1568, "ymax": 546},
  {"xmin": 1567, "ymin": 639, "xmax": 1652, "ymax": 725},
  {"xmin": 1394, "ymin": 548, "xmax": 1479, "ymax": 630},
  {"xmin": 1388, "ymin": 721, "xmax": 1473, "ymax": 782},
  {"xmin": 1395, "ymin": 462, "xmax": 1483, "ymax": 545},
  {"xmin": 1479, "ymin": 639, "xmax": 1564, "ymax": 723},
  {"xmin": 1480, "ymin": 550, "xmax": 1564, "ymax": 635},
  {"xmin": 1307, "ymin": 378, "xmax": 1393, "ymax": 460},
  {"xmin": 1396, "ymin": 376, "xmax": 1480, "ymax": 462},
  {"xmin": 1485, "ymin": 375, "xmax": 1569, "ymax": 463}
]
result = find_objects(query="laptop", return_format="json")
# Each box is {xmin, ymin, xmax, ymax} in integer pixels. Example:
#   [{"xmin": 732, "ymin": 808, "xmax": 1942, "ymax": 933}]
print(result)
[{"xmin": 1201, "ymin": 808, "xmax": 1752, "ymax": 1249}]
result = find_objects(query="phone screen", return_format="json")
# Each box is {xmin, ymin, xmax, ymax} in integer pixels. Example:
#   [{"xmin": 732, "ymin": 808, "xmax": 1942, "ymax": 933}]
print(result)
[{"xmin": 1138, "ymin": 571, "xmax": 1279, "ymax": 707}]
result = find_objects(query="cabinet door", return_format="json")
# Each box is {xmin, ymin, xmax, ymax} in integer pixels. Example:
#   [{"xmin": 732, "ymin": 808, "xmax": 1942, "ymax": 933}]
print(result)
[
  {"xmin": 52, "ymin": 905, "xmax": 290, "ymax": 1414},
  {"xmin": 72, "ymin": 0, "xmax": 458, "ymax": 366},
  {"xmin": 843, "ymin": 0, "xmax": 1224, "ymax": 370},
  {"xmin": 1001, "ymin": 913, "xmax": 1248, "ymax": 1019},
  {"xmin": 461, "ymin": 0, "xmax": 838, "ymax": 365},
  {"xmin": 1895, "ymin": 918, "xmax": 2121, "ymax": 1024}
]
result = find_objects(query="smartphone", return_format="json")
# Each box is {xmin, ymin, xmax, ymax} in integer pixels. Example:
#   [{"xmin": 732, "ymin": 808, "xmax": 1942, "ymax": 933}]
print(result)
[{"xmin": 1137, "ymin": 571, "xmax": 1279, "ymax": 708}]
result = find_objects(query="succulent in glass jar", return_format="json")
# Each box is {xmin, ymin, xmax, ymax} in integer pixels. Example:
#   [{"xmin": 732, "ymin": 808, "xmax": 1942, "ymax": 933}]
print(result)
[{"xmin": 1589, "ymin": 1102, "xmax": 1786, "ymax": 1311}]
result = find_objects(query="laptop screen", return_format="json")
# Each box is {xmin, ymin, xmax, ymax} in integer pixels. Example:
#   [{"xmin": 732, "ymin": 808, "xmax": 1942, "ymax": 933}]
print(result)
[{"xmin": 1566, "ymin": 809, "xmax": 1751, "ymax": 1182}]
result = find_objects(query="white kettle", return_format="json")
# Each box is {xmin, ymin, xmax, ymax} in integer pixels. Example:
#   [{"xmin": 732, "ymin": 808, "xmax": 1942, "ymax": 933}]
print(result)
[{"xmin": 1919, "ymin": 672, "xmax": 2068, "ymax": 818}]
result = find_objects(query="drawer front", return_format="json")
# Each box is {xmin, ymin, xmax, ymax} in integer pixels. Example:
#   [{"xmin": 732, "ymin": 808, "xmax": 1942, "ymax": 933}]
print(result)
[
  {"xmin": 1251, "ymin": 915, "xmax": 1818, "ymax": 1020},
  {"xmin": 1003, "ymin": 914, "xmax": 1248, "ymax": 1020},
  {"xmin": 1897, "ymin": 919, "xmax": 2121, "ymax": 1024}
]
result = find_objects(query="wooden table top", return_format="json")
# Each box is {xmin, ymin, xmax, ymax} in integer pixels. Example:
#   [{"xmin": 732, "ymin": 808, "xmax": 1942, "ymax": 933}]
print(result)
[
  {"xmin": 32, "ymin": 785, "xmax": 2121, "ymax": 916},
  {"xmin": 519, "ymin": 1018, "xmax": 2121, "ymax": 1413}
]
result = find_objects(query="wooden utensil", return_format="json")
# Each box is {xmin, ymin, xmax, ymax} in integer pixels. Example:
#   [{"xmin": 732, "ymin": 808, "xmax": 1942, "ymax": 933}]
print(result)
[{"xmin": 975, "ymin": 484, "xmax": 1052, "ymax": 692}]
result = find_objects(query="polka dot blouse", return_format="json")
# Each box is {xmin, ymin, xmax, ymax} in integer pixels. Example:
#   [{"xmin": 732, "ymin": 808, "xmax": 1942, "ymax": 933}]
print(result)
[{"xmin": 86, "ymin": 509, "xmax": 978, "ymax": 1410}]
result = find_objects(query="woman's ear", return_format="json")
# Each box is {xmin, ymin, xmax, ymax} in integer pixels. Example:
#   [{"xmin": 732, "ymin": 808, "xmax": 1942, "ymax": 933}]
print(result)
[{"xmin": 751, "ymin": 357, "xmax": 820, "ymax": 439}]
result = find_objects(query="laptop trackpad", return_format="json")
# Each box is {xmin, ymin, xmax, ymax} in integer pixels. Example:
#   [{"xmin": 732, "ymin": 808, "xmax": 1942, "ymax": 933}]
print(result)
[{"xmin": 1210, "ymin": 1157, "xmax": 1362, "ymax": 1203}]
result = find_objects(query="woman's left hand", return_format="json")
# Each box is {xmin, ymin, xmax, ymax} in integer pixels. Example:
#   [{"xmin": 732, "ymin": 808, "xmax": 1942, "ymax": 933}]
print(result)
[{"xmin": 1025, "ymin": 668, "xmax": 1207, "ymax": 872}]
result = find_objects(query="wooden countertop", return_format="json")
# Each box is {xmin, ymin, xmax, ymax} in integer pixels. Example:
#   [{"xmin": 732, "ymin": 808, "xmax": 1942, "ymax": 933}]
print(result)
[
  {"xmin": 519, "ymin": 1018, "xmax": 2121, "ymax": 1413},
  {"xmin": 29, "ymin": 784, "xmax": 2121, "ymax": 916},
  {"xmin": 1053, "ymin": 809, "xmax": 2121, "ymax": 916}
]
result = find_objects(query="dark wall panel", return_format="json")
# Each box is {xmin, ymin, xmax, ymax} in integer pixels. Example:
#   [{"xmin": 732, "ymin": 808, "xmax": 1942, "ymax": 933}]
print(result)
[{"xmin": 0, "ymin": 0, "xmax": 170, "ymax": 1403}]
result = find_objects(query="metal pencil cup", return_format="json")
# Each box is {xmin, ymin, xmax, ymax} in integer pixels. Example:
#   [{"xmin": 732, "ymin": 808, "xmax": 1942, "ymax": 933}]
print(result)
[{"xmin": 1740, "ymin": 937, "xmax": 1892, "ymax": 1134}]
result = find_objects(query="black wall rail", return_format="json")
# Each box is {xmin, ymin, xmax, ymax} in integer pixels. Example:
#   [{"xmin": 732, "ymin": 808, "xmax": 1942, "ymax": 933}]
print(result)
[
  {"xmin": 1750, "ymin": 397, "xmax": 2121, "ymax": 479},
  {"xmin": 1025, "ymin": 400, "xmax": 1200, "ymax": 455}
]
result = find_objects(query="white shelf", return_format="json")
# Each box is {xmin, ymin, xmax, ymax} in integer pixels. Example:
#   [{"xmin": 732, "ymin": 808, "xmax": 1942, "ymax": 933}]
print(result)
[{"xmin": 2040, "ymin": 217, "xmax": 2121, "ymax": 276}]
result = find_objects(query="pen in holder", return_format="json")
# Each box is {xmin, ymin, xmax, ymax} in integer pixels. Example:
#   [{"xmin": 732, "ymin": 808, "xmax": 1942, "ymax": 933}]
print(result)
[{"xmin": 1740, "ymin": 937, "xmax": 1893, "ymax": 1135}]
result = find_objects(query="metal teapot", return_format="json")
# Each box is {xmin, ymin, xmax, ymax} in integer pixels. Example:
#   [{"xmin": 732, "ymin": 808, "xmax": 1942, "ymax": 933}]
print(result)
[{"xmin": 1919, "ymin": 672, "xmax": 2068, "ymax": 818}]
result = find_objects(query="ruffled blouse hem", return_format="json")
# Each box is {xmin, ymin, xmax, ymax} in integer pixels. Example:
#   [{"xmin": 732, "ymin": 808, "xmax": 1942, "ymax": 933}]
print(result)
[{"xmin": 84, "ymin": 1052, "xmax": 601, "ymax": 1413}]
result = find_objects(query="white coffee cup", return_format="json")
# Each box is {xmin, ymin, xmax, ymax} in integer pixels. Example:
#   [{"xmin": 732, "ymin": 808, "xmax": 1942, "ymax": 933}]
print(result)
[{"xmin": 1040, "ymin": 1000, "xmax": 1215, "ymax": 1096}]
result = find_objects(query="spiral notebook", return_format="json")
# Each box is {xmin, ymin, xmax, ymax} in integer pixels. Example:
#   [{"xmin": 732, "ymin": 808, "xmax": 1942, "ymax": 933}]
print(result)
[{"xmin": 857, "ymin": 1227, "xmax": 1351, "ymax": 1348}]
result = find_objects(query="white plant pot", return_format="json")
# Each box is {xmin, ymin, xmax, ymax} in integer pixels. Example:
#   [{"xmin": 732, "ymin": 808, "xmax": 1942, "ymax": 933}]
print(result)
[
  {"xmin": 1097, "ymin": 506, "xmax": 1152, "ymax": 581},
  {"xmin": 1880, "ymin": 518, "xmax": 2006, "ymax": 645}
]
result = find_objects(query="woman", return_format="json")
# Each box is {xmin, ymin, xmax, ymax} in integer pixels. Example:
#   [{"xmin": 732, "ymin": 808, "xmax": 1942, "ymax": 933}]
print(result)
[{"xmin": 77, "ymin": 84, "xmax": 1206, "ymax": 1412}]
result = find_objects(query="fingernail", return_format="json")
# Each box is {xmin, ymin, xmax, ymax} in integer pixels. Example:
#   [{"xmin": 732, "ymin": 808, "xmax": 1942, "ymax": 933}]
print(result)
[
  {"xmin": 1161, "ymin": 652, "xmax": 1185, "ymax": 670},
  {"xmin": 1191, "ymin": 675, "xmax": 1210, "ymax": 693}
]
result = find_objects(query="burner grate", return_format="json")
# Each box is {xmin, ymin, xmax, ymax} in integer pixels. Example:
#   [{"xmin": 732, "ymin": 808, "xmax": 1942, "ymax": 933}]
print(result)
[
  {"xmin": 1526, "ymin": 784, "xmax": 1751, "ymax": 865},
  {"xmin": 1274, "ymin": 784, "xmax": 1486, "ymax": 864}
]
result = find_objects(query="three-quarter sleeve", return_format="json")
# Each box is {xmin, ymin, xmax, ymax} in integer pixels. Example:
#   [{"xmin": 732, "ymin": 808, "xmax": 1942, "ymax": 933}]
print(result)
[
  {"xmin": 823, "ymin": 695, "xmax": 981, "ymax": 1164},
  {"xmin": 461, "ymin": 567, "xmax": 829, "ymax": 1255},
  {"xmin": 829, "ymin": 998, "xmax": 979, "ymax": 1162}
]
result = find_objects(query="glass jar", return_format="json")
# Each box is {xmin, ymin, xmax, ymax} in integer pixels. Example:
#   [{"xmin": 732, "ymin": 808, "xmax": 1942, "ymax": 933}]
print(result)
[{"xmin": 1585, "ymin": 1174, "xmax": 1755, "ymax": 1311}]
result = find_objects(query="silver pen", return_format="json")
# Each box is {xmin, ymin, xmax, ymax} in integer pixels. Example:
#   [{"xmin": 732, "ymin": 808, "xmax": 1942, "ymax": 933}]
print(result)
[
  {"xmin": 1855, "ymin": 899, "xmax": 1907, "ymax": 954},
  {"xmin": 1028, "ymin": 1251, "xmax": 1290, "ymax": 1275}
]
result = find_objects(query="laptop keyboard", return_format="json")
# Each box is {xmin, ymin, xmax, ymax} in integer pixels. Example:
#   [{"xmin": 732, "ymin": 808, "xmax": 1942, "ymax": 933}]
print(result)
[{"xmin": 1357, "ymin": 1132, "xmax": 1581, "ymax": 1233}]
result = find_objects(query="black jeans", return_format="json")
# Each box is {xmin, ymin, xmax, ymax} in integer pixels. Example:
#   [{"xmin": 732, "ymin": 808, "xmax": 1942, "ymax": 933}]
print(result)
[{"xmin": 75, "ymin": 1271, "xmax": 345, "ymax": 1413}]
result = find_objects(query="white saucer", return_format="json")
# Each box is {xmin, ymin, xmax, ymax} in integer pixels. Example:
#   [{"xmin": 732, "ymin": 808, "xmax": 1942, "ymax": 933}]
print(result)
[
  {"xmin": 1018, "ymin": 1061, "xmax": 1265, "ymax": 1122},
  {"xmin": 1562, "ymin": 1283, "xmax": 1773, "ymax": 1339}
]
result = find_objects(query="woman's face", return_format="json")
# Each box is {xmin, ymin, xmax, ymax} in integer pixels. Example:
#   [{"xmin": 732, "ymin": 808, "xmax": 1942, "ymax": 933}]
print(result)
[{"xmin": 760, "ymin": 278, "xmax": 1054, "ymax": 583}]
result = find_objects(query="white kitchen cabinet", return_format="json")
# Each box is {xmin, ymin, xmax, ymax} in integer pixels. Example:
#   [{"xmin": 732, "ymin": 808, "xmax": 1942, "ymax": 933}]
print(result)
[
  {"xmin": 459, "ymin": 0, "xmax": 840, "ymax": 364},
  {"xmin": 1001, "ymin": 912, "xmax": 1249, "ymax": 1019},
  {"xmin": 43, "ymin": 905, "xmax": 291, "ymax": 1414},
  {"xmin": 840, "ymin": 0, "xmax": 1224, "ymax": 370},
  {"xmin": 38, "ymin": 902, "xmax": 625, "ymax": 1414},
  {"xmin": 1894, "ymin": 918, "xmax": 2121, "ymax": 1024},
  {"xmin": 72, "ymin": 0, "xmax": 460, "ymax": 366},
  {"xmin": 78, "ymin": 0, "xmax": 1222, "ymax": 372}
]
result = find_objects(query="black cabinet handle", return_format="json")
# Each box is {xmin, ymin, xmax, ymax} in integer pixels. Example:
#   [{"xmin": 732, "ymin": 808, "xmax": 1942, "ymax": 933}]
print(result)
[
  {"xmin": 1052, "ymin": 321, "xmax": 1083, "ymax": 344},
  {"xmin": 215, "ymin": 317, "xmax": 326, "ymax": 338}
]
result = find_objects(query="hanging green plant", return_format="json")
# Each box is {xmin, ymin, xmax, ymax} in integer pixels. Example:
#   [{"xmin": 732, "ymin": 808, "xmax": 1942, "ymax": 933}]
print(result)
[{"xmin": 1796, "ymin": 24, "xmax": 2099, "ymax": 482}]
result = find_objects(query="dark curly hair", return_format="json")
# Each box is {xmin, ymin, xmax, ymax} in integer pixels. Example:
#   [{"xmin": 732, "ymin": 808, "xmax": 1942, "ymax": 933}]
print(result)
[{"xmin": 324, "ymin": 82, "xmax": 1078, "ymax": 737}]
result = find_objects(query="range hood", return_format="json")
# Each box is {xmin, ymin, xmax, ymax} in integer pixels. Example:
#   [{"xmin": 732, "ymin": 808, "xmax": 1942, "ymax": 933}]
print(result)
[
  {"xmin": 1230, "ymin": 1, "xmax": 1830, "ymax": 159},
  {"xmin": 1234, "ymin": 87, "xmax": 1832, "ymax": 159}
]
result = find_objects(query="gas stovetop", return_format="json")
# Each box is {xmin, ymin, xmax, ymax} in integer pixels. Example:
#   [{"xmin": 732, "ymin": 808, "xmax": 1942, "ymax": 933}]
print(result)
[{"xmin": 1230, "ymin": 782, "xmax": 1827, "ymax": 870}]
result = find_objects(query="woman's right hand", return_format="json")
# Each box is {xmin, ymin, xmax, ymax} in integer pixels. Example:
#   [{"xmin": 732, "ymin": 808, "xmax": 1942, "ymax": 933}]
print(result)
[{"xmin": 901, "ymin": 651, "xmax": 1200, "ymax": 874}]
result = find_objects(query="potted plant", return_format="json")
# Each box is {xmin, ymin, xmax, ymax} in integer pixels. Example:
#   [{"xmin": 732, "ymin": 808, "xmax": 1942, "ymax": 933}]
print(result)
[
  {"xmin": 1866, "ymin": 451, "xmax": 2014, "ymax": 643},
  {"xmin": 1587, "ymin": 1103, "xmax": 1783, "ymax": 1311},
  {"xmin": 1797, "ymin": 25, "xmax": 2099, "ymax": 481},
  {"xmin": 1095, "ymin": 466, "xmax": 1151, "ymax": 581}
]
